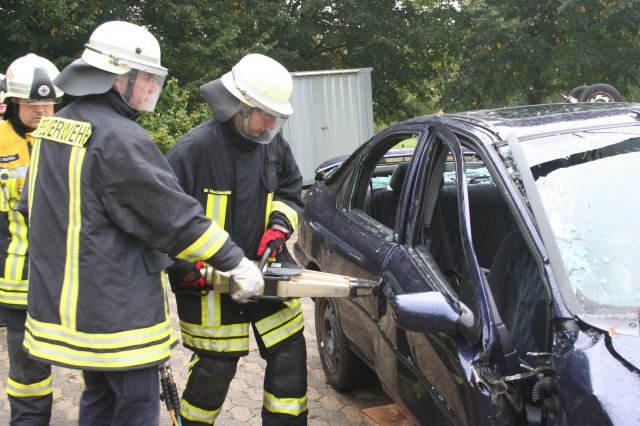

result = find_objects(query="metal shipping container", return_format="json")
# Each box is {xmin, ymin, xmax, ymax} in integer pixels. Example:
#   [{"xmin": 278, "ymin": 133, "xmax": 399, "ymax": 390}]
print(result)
[{"xmin": 282, "ymin": 68, "xmax": 374, "ymax": 185}]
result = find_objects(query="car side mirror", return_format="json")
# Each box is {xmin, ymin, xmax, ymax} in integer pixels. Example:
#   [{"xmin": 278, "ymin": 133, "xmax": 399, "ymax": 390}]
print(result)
[{"xmin": 389, "ymin": 291, "xmax": 474, "ymax": 334}]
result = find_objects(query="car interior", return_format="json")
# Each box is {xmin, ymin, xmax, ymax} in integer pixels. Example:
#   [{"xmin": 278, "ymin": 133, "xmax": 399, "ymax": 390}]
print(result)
[
  {"xmin": 356, "ymin": 133, "xmax": 551, "ymax": 422},
  {"xmin": 422, "ymin": 140, "xmax": 551, "ymax": 423},
  {"xmin": 368, "ymin": 162, "xmax": 408, "ymax": 228}
]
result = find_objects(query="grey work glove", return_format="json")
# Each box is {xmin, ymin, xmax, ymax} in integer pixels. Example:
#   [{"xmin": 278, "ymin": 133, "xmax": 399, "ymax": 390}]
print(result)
[{"xmin": 228, "ymin": 257, "xmax": 264, "ymax": 303}]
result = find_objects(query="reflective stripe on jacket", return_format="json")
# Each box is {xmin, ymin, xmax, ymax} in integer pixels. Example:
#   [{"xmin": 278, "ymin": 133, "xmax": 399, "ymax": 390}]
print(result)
[
  {"xmin": 166, "ymin": 118, "xmax": 304, "ymax": 356},
  {"xmin": 22, "ymin": 92, "xmax": 244, "ymax": 370},
  {"xmin": 0, "ymin": 120, "xmax": 31, "ymax": 309}
]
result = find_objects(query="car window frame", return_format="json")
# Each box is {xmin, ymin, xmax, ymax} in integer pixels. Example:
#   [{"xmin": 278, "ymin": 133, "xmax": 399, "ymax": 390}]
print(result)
[
  {"xmin": 337, "ymin": 129, "xmax": 422, "ymax": 239},
  {"xmin": 407, "ymin": 123, "xmax": 496, "ymax": 345}
]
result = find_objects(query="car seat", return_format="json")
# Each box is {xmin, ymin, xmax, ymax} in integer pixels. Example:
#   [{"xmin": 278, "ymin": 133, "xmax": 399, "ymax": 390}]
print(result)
[
  {"xmin": 372, "ymin": 163, "xmax": 408, "ymax": 228},
  {"xmin": 487, "ymin": 230, "xmax": 549, "ymax": 367}
]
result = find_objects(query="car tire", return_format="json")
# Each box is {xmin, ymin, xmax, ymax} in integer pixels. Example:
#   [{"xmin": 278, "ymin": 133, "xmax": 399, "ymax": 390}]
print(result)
[
  {"xmin": 314, "ymin": 297, "xmax": 375, "ymax": 391},
  {"xmin": 566, "ymin": 85, "xmax": 589, "ymax": 102},
  {"xmin": 578, "ymin": 83, "xmax": 623, "ymax": 102}
]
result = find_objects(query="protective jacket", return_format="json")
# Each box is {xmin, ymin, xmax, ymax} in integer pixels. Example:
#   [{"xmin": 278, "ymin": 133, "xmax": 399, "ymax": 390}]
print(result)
[
  {"xmin": 167, "ymin": 119, "xmax": 303, "ymax": 257},
  {"xmin": 166, "ymin": 118, "xmax": 304, "ymax": 355},
  {"xmin": 166, "ymin": 119, "xmax": 307, "ymax": 424},
  {"xmin": 0, "ymin": 119, "xmax": 31, "ymax": 309},
  {"xmin": 22, "ymin": 91, "xmax": 244, "ymax": 371},
  {"xmin": 0, "ymin": 118, "xmax": 53, "ymax": 424}
]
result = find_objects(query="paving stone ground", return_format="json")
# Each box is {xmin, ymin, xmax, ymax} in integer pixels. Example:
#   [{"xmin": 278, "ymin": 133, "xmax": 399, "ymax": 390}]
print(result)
[{"xmin": 0, "ymin": 235, "xmax": 393, "ymax": 425}]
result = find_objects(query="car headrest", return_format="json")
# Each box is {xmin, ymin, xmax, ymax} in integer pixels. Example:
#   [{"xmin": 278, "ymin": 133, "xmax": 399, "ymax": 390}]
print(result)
[{"xmin": 389, "ymin": 163, "xmax": 408, "ymax": 192}]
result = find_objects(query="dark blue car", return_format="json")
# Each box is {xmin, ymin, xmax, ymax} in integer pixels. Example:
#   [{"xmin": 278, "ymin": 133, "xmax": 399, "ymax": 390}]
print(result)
[{"xmin": 294, "ymin": 103, "xmax": 640, "ymax": 425}]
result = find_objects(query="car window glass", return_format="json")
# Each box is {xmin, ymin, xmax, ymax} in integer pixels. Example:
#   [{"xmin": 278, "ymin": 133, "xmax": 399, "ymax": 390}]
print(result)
[
  {"xmin": 344, "ymin": 133, "xmax": 418, "ymax": 235},
  {"xmin": 501, "ymin": 129, "xmax": 640, "ymax": 317}
]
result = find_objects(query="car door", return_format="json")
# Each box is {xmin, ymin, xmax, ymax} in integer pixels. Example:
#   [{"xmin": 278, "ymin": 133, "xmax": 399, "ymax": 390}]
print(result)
[
  {"xmin": 320, "ymin": 129, "xmax": 420, "ymax": 364},
  {"xmin": 376, "ymin": 124, "xmax": 528, "ymax": 425}
]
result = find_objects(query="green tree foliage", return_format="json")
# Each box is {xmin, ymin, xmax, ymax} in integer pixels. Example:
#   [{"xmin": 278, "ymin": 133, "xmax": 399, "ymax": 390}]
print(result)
[
  {"xmin": 138, "ymin": 1, "xmax": 245, "ymax": 91},
  {"xmin": 0, "ymin": 0, "xmax": 135, "ymax": 69},
  {"xmin": 228, "ymin": 0, "xmax": 454, "ymax": 122},
  {"xmin": 137, "ymin": 77, "xmax": 210, "ymax": 153},
  {"xmin": 3, "ymin": 0, "xmax": 640, "ymax": 146},
  {"xmin": 1, "ymin": 1, "xmax": 449, "ymax": 126},
  {"xmin": 442, "ymin": 0, "xmax": 640, "ymax": 111}
]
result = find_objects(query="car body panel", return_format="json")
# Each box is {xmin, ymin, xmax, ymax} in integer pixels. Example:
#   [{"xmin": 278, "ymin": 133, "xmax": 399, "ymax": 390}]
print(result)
[{"xmin": 296, "ymin": 103, "xmax": 640, "ymax": 425}]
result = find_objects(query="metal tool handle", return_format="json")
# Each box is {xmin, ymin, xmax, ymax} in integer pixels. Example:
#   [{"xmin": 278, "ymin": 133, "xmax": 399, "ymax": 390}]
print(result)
[{"xmin": 258, "ymin": 246, "xmax": 273, "ymax": 272}]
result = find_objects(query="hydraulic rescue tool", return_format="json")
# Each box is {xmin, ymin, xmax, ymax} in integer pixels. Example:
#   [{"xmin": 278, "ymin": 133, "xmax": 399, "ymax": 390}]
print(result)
[
  {"xmin": 159, "ymin": 361, "xmax": 182, "ymax": 426},
  {"xmin": 199, "ymin": 246, "xmax": 379, "ymax": 300},
  {"xmin": 162, "ymin": 246, "xmax": 377, "ymax": 421}
]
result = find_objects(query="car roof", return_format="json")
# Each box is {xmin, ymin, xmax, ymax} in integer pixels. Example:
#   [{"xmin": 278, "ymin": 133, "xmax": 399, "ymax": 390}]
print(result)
[
  {"xmin": 405, "ymin": 102, "xmax": 640, "ymax": 142},
  {"xmin": 316, "ymin": 103, "xmax": 640, "ymax": 176}
]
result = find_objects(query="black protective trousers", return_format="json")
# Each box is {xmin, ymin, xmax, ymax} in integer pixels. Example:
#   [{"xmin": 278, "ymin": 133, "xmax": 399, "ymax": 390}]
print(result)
[
  {"xmin": 79, "ymin": 366, "xmax": 160, "ymax": 426},
  {"xmin": 181, "ymin": 333, "xmax": 308, "ymax": 425},
  {"xmin": 1, "ymin": 307, "xmax": 52, "ymax": 426}
]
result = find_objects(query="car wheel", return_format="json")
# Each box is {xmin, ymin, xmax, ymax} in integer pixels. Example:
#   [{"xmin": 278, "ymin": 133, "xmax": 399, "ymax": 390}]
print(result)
[
  {"xmin": 315, "ymin": 297, "xmax": 374, "ymax": 391},
  {"xmin": 578, "ymin": 83, "xmax": 623, "ymax": 102},
  {"xmin": 566, "ymin": 85, "xmax": 589, "ymax": 103}
]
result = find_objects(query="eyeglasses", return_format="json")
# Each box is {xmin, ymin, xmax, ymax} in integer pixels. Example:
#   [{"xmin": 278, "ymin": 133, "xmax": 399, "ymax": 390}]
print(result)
[
  {"xmin": 258, "ymin": 110, "xmax": 277, "ymax": 121},
  {"xmin": 12, "ymin": 98, "xmax": 60, "ymax": 106},
  {"xmin": 137, "ymin": 71, "xmax": 163, "ymax": 83}
]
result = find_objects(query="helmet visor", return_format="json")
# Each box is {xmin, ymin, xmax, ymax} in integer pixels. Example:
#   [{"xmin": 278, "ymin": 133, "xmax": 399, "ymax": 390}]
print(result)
[
  {"xmin": 12, "ymin": 97, "xmax": 61, "ymax": 106},
  {"xmin": 116, "ymin": 69, "xmax": 166, "ymax": 112},
  {"xmin": 237, "ymin": 107, "xmax": 288, "ymax": 145}
]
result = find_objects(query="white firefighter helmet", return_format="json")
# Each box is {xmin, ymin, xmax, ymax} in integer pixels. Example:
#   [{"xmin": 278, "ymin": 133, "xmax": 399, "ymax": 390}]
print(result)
[
  {"xmin": 55, "ymin": 21, "xmax": 167, "ymax": 112},
  {"xmin": 221, "ymin": 53, "xmax": 293, "ymax": 118},
  {"xmin": 82, "ymin": 21, "xmax": 167, "ymax": 78},
  {"xmin": 0, "ymin": 53, "xmax": 63, "ymax": 104},
  {"xmin": 220, "ymin": 54, "xmax": 293, "ymax": 144}
]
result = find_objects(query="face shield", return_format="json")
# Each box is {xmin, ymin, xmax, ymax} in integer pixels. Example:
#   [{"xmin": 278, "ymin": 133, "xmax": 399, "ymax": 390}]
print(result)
[
  {"xmin": 83, "ymin": 42, "xmax": 167, "ymax": 112},
  {"xmin": 230, "ymin": 69, "xmax": 289, "ymax": 144},
  {"xmin": 116, "ymin": 68, "xmax": 166, "ymax": 113},
  {"xmin": 236, "ymin": 105, "xmax": 288, "ymax": 145}
]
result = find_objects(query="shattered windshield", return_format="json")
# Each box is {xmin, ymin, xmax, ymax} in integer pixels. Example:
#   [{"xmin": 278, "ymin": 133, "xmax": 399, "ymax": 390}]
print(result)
[{"xmin": 520, "ymin": 126, "xmax": 640, "ymax": 316}]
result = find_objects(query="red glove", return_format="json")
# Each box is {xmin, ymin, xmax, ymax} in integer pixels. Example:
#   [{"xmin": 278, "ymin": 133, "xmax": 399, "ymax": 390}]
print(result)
[
  {"xmin": 168, "ymin": 260, "xmax": 206, "ymax": 288},
  {"xmin": 257, "ymin": 229, "xmax": 287, "ymax": 257}
]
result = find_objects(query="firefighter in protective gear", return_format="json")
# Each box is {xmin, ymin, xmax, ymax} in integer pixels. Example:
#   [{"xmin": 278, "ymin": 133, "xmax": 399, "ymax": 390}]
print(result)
[
  {"xmin": 166, "ymin": 53, "xmax": 307, "ymax": 425},
  {"xmin": 20, "ymin": 21, "xmax": 264, "ymax": 425},
  {"xmin": 0, "ymin": 53, "xmax": 62, "ymax": 425}
]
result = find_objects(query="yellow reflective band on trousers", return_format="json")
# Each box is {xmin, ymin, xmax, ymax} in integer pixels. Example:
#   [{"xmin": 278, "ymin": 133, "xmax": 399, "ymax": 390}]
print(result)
[
  {"xmin": 180, "ymin": 398, "xmax": 221, "ymax": 424},
  {"xmin": 263, "ymin": 390, "xmax": 308, "ymax": 416},
  {"xmin": 271, "ymin": 200, "xmax": 299, "ymax": 231},
  {"xmin": 179, "ymin": 319, "xmax": 250, "ymax": 353},
  {"xmin": 60, "ymin": 145, "xmax": 86, "ymax": 330},
  {"xmin": 176, "ymin": 222, "xmax": 229, "ymax": 262},
  {"xmin": 24, "ymin": 315, "xmax": 176, "ymax": 369},
  {"xmin": 6, "ymin": 375, "xmax": 53, "ymax": 398},
  {"xmin": 255, "ymin": 299, "xmax": 304, "ymax": 349},
  {"xmin": 205, "ymin": 193, "xmax": 228, "ymax": 228}
]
